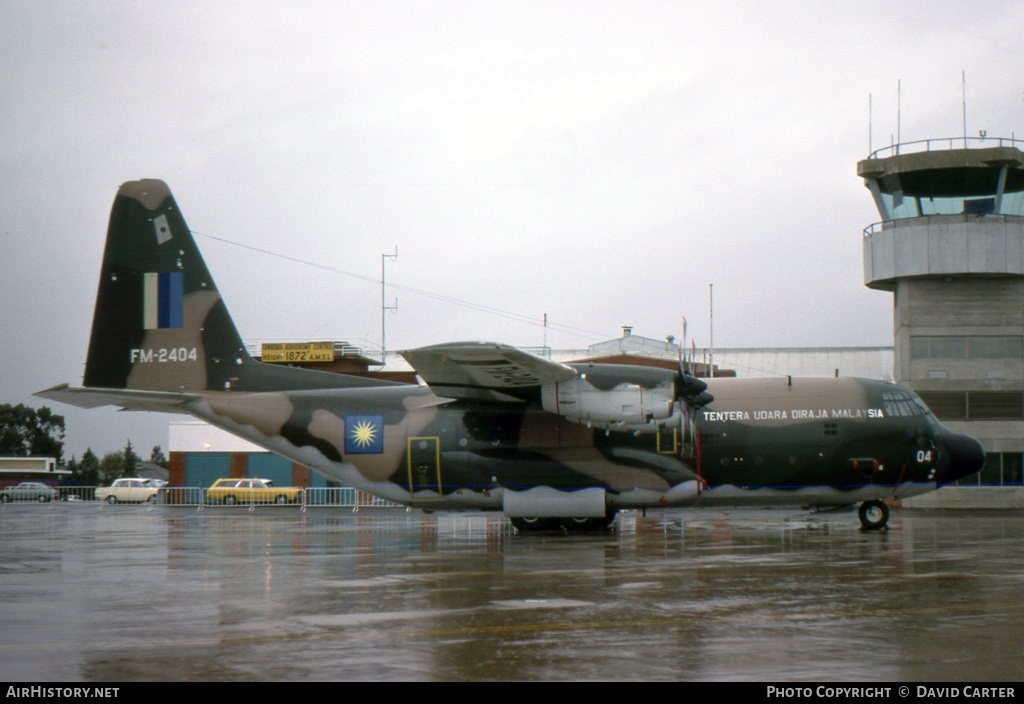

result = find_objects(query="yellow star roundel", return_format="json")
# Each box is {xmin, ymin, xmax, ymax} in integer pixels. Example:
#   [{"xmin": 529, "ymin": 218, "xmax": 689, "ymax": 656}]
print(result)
[
  {"xmin": 344, "ymin": 415, "xmax": 384, "ymax": 454},
  {"xmin": 351, "ymin": 420, "xmax": 377, "ymax": 448}
]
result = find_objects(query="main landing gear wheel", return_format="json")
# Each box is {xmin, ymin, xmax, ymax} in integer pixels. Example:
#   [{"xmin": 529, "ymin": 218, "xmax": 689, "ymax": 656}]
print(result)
[
  {"xmin": 511, "ymin": 511, "xmax": 619, "ymax": 533},
  {"xmin": 858, "ymin": 500, "xmax": 890, "ymax": 531},
  {"xmin": 510, "ymin": 516, "xmax": 560, "ymax": 532},
  {"xmin": 561, "ymin": 511, "xmax": 618, "ymax": 532},
  {"xmin": 561, "ymin": 517, "xmax": 606, "ymax": 531}
]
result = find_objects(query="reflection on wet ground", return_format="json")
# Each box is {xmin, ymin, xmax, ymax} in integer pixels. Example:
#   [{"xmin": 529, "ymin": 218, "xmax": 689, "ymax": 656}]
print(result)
[{"xmin": 1, "ymin": 504, "xmax": 1022, "ymax": 681}]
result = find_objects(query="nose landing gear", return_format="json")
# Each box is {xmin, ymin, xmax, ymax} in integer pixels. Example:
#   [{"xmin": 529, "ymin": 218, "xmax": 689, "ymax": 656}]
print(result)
[{"xmin": 858, "ymin": 500, "xmax": 890, "ymax": 530}]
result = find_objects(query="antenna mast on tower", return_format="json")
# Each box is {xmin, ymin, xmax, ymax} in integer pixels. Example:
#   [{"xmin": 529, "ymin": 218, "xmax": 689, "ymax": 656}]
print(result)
[{"xmin": 381, "ymin": 247, "xmax": 398, "ymax": 365}]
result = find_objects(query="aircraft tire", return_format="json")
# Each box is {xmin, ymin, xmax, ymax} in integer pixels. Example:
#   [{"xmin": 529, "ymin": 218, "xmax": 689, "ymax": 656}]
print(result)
[
  {"xmin": 561, "ymin": 510, "xmax": 618, "ymax": 531},
  {"xmin": 510, "ymin": 516, "xmax": 559, "ymax": 532},
  {"xmin": 858, "ymin": 500, "xmax": 889, "ymax": 530},
  {"xmin": 561, "ymin": 517, "xmax": 605, "ymax": 531}
]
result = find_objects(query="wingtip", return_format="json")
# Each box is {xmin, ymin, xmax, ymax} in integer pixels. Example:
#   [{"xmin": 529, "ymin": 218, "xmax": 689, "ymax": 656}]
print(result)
[{"xmin": 34, "ymin": 382, "xmax": 70, "ymax": 398}]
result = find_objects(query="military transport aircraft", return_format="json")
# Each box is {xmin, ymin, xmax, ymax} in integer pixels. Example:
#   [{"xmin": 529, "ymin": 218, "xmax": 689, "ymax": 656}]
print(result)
[{"xmin": 38, "ymin": 179, "xmax": 986, "ymax": 531}]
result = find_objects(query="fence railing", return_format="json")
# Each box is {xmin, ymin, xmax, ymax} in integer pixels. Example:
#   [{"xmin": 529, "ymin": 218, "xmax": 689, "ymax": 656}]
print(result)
[{"xmin": 0, "ymin": 486, "xmax": 405, "ymax": 511}]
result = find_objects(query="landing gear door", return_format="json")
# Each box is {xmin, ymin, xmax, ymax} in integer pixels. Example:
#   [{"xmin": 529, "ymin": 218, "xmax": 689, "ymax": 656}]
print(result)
[{"xmin": 407, "ymin": 437, "xmax": 442, "ymax": 497}]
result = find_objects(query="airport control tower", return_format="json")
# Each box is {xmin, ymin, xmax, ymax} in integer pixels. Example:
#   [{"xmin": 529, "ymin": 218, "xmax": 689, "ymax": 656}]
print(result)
[{"xmin": 858, "ymin": 137, "xmax": 1024, "ymax": 485}]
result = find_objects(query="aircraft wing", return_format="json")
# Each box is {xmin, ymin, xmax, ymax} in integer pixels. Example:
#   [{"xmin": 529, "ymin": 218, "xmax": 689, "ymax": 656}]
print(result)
[
  {"xmin": 35, "ymin": 383, "xmax": 198, "ymax": 414},
  {"xmin": 400, "ymin": 342, "xmax": 577, "ymax": 403}
]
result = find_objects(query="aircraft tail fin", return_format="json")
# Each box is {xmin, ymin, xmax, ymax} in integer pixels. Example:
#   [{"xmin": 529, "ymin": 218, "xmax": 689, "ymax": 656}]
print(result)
[
  {"xmin": 82, "ymin": 179, "xmax": 385, "ymax": 395},
  {"xmin": 83, "ymin": 179, "xmax": 251, "ymax": 392}
]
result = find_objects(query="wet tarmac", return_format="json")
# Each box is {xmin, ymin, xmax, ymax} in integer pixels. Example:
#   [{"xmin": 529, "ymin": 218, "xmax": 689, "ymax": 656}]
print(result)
[{"xmin": 1, "ymin": 502, "xmax": 1023, "ymax": 682}]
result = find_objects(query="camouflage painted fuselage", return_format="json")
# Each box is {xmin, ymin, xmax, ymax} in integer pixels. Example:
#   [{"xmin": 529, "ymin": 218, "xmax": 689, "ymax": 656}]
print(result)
[{"xmin": 179, "ymin": 373, "xmax": 955, "ymax": 512}]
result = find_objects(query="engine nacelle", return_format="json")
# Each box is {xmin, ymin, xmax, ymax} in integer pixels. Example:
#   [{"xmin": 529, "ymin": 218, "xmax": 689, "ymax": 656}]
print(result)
[{"xmin": 540, "ymin": 374, "xmax": 679, "ymax": 432}]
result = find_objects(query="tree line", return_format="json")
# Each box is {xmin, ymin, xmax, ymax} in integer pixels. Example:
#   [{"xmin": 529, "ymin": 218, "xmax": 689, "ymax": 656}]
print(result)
[
  {"xmin": 1, "ymin": 403, "xmax": 167, "ymax": 485},
  {"xmin": 64, "ymin": 441, "xmax": 168, "ymax": 485}
]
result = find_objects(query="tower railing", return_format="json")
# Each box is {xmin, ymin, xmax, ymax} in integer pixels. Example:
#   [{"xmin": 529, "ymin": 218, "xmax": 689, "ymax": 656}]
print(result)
[
  {"xmin": 867, "ymin": 136, "xmax": 1023, "ymax": 160},
  {"xmin": 862, "ymin": 213, "xmax": 1024, "ymax": 238}
]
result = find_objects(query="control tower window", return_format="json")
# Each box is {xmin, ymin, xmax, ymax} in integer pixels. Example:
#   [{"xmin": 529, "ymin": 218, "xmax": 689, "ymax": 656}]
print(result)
[{"xmin": 877, "ymin": 167, "xmax": 1024, "ymax": 218}]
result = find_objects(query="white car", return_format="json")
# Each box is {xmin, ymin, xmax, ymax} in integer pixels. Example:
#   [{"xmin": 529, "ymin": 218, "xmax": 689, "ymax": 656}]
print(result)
[
  {"xmin": 95, "ymin": 478, "xmax": 160, "ymax": 504},
  {"xmin": 0, "ymin": 482, "xmax": 59, "ymax": 503}
]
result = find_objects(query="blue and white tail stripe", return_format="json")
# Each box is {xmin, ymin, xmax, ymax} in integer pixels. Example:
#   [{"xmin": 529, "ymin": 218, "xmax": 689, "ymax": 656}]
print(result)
[{"xmin": 143, "ymin": 271, "xmax": 184, "ymax": 329}]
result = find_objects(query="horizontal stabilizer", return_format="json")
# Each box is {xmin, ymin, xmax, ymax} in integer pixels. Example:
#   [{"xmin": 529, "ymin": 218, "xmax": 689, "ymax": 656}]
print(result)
[{"xmin": 35, "ymin": 383, "xmax": 197, "ymax": 414}]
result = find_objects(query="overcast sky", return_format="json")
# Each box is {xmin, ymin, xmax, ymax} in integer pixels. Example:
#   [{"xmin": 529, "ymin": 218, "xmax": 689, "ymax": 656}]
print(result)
[{"xmin": 3, "ymin": 1, "xmax": 1023, "ymax": 459}]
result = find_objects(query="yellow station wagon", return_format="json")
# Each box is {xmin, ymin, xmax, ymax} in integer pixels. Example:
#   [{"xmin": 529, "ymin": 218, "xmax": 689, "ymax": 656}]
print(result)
[{"xmin": 206, "ymin": 478, "xmax": 303, "ymax": 505}]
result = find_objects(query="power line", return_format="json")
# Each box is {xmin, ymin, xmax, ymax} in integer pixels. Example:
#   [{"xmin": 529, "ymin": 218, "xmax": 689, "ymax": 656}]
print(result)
[{"xmin": 193, "ymin": 231, "xmax": 612, "ymax": 343}]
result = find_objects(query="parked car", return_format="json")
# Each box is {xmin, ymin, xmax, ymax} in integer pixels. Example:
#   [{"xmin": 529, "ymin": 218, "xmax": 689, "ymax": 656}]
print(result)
[
  {"xmin": 206, "ymin": 478, "xmax": 302, "ymax": 505},
  {"xmin": 0, "ymin": 482, "xmax": 59, "ymax": 503},
  {"xmin": 95, "ymin": 478, "xmax": 160, "ymax": 504}
]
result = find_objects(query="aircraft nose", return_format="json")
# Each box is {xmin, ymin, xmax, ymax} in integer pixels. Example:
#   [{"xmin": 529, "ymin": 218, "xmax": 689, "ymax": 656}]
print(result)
[{"xmin": 936, "ymin": 431, "xmax": 986, "ymax": 485}]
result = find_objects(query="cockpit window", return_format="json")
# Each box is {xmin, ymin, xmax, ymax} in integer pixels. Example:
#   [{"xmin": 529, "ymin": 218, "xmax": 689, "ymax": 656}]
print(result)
[
  {"xmin": 907, "ymin": 391, "xmax": 944, "ymax": 433},
  {"xmin": 882, "ymin": 390, "xmax": 923, "ymax": 417},
  {"xmin": 883, "ymin": 389, "xmax": 944, "ymax": 432}
]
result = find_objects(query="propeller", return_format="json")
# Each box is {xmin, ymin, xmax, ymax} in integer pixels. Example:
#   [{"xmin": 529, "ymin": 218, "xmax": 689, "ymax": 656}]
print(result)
[
  {"xmin": 674, "ymin": 368, "xmax": 713, "ymax": 407},
  {"xmin": 675, "ymin": 319, "xmax": 713, "ymax": 407}
]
